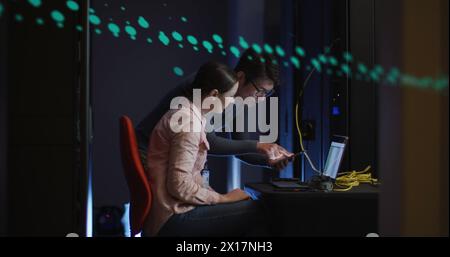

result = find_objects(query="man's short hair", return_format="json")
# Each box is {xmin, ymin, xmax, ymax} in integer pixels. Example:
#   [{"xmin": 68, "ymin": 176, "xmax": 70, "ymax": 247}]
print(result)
[{"xmin": 234, "ymin": 48, "xmax": 280, "ymax": 86}]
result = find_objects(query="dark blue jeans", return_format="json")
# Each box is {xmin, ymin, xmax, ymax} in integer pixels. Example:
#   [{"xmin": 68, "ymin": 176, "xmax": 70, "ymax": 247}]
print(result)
[{"xmin": 157, "ymin": 200, "xmax": 269, "ymax": 237}]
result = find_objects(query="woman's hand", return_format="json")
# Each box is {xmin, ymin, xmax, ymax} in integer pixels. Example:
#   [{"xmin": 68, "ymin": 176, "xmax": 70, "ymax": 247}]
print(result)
[{"xmin": 219, "ymin": 189, "xmax": 251, "ymax": 203}]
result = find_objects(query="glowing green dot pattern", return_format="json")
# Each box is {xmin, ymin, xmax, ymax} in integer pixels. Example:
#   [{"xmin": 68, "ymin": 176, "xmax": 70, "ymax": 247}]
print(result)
[
  {"xmin": 138, "ymin": 16, "xmax": 150, "ymax": 29},
  {"xmin": 2, "ymin": 1, "xmax": 447, "ymax": 92},
  {"xmin": 159, "ymin": 31, "xmax": 170, "ymax": 46},
  {"xmin": 89, "ymin": 14, "xmax": 101, "ymax": 25},
  {"xmin": 187, "ymin": 35, "xmax": 198, "ymax": 45},
  {"xmin": 66, "ymin": 1, "xmax": 79, "ymax": 11},
  {"xmin": 108, "ymin": 23, "xmax": 120, "ymax": 37},
  {"xmin": 28, "ymin": 0, "xmax": 42, "ymax": 8},
  {"xmin": 173, "ymin": 66, "xmax": 184, "ymax": 76},
  {"xmin": 172, "ymin": 31, "xmax": 183, "ymax": 42}
]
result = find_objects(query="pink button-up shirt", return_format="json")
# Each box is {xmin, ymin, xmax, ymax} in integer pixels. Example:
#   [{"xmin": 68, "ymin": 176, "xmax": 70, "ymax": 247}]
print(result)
[{"xmin": 143, "ymin": 103, "xmax": 222, "ymax": 236}]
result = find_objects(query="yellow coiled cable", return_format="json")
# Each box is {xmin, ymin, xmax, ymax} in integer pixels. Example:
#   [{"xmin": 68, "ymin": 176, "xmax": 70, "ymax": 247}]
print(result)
[{"xmin": 334, "ymin": 166, "xmax": 379, "ymax": 191}]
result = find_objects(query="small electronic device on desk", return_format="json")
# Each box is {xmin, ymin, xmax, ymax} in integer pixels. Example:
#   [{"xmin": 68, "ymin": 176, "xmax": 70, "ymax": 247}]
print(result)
[{"xmin": 270, "ymin": 135, "xmax": 349, "ymax": 192}]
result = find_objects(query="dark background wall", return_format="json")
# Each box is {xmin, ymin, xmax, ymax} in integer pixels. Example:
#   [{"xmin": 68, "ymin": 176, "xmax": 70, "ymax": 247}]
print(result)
[{"xmin": 0, "ymin": 0, "xmax": 8, "ymax": 236}]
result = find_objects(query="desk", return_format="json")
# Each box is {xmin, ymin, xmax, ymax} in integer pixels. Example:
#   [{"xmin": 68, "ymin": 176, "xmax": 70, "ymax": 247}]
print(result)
[{"xmin": 244, "ymin": 183, "xmax": 379, "ymax": 237}]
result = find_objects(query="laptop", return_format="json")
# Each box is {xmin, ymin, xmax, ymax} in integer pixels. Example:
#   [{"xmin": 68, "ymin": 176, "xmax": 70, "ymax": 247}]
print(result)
[{"xmin": 271, "ymin": 135, "xmax": 349, "ymax": 190}]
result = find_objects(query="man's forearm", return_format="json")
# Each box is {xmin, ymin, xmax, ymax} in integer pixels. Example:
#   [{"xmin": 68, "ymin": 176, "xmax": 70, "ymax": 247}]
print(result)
[
  {"xmin": 206, "ymin": 132, "xmax": 269, "ymax": 167},
  {"xmin": 206, "ymin": 132, "xmax": 258, "ymax": 155}
]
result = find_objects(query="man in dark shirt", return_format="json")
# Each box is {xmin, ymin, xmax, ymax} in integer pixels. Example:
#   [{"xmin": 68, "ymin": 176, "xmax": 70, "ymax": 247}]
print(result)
[{"xmin": 136, "ymin": 49, "xmax": 293, "ymax": 171}]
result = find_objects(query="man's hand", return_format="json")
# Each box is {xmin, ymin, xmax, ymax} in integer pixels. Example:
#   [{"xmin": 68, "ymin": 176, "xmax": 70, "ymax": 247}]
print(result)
[{"xmin": 256, "ymin": 143, "xmax": 294, "ymax": 171}]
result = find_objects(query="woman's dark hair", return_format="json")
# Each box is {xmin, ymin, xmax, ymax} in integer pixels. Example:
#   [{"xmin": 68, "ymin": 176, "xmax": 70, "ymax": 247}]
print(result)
[
  {"xmin": 186, "ymin": 61, "xmax": 238, "ymax": 98},
  {"xmin": 234, "ymin": 48, "xmax": 280, "ymax": 86}
]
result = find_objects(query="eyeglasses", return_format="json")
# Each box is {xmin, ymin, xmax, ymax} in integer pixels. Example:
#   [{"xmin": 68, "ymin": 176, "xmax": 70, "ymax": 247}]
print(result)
[{"xmin": 249, "ymin": 79, "xmax": 276, "ymax": 97}]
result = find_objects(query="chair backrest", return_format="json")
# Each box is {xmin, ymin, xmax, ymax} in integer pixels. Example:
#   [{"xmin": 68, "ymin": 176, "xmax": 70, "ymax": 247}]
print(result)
[{"xmin": 119, "ymin": 116, "xmax": 152, "ymax": 237}]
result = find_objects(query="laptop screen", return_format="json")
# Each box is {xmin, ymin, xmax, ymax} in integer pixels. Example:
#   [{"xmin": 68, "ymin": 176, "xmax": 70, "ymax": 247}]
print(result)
[{"xmin": 323, "ymin": 141, "xmax": 346, "ymax": 179}]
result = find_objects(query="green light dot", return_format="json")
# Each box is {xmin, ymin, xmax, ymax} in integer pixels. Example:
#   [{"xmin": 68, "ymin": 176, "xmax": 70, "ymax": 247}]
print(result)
[
  {"xmin": 172, "ymin": 31, "xmax": 183, "ymax": 42},
  {"xmin": 295, "ymin": 46, "xmax": 305, "ymax": 57},
  {"xmin": 193, "ymin": 46, "xmax": 199, "ymax": 51},
  {"xmin": 370, "ymin": 71, "xmax": 380, "ymax": 82},
  {"xmin": 89, "ymin": 8, "xmax": 95, "ymax": 14},
  {"xmin": 108, "ymin": 23, "xmax": 120, "ymax": 37},
  {"xmin": 221, "ymin": 51, "xmax": 227, "ymax": 56},
  {"xmin": 173, "ymin": 67, "xmax": 184, "ymax": 77},
  {"xmin": 138, "ymin": 16, "xmax": 150, "ymax": 29},
  {"xmin": 125, "ymin": 25, "xmax": 137, "ymax": 37},
  {"xmin": 181, "ymin": 16, "xmax": 188, "ymax": 23},
  {"xmin": 178, "ymin": 43, "xmax": 184, "ymax": 49},
  {"xmin": 212, "ymin": 34, "xmax": 223, "ymax": 44},
  {"xmin": 51, "ymin": 10, "xmax": 65, "ymax": 23},
  {"xmin": 252, "ymin": 44, "xmax": 262, "ymax": 54},
  {"xmin": 57, "ymin": 23, "xmax": 64, "ymax": 28},
  {"xmin": 433, "ymin": 77, "xmax": 449, "ymax": 91},
  {"xmin": 328, "ymin": 56, "xmax": 338, "ymax": 66},
  {"xmin": 187, "ymin": 35, "xmax": 198, "ymax": 45},
  {"xmin": 0, "ymin": 3, "xmax": 3, "ymax": 17},
  {"xmin": 358, "ymin": 63, "xmax": 368, "ymax": 74},
  {"xmin": 275, "ymin": 45, "xmax": 285, "ymax": 57},
  {"xmin": 36, "ymin": 18, "xmax": 44, "ymax": 25},
  {"xmin": 283, "ymin": 62, "xmax": 289, "ymax": 67},
  {"xmin": 202, "ymin": 40, "xmax": 213, "ymax": 53},
  {"xmin": 147, "ymin": 38, "xmax": 153, "ymax": 44},
  {"xmin": 159, "ymin": 31, "xmax": 170, "ymax": 46},
  {"xmin": 15, "ymin": 14, "xmax": 24, "ymax": 22},
  {"xmin": 343, "ymin": 52, "xmax": 353, "ymax": 62},
  {"xmin": 318, "ymin": 55, "xmax": 327, "ymax": 64},
  {"xmin": 419, "ymin": 77, "xmax": 433, "ymax": 88},
  {"xmin": 120, "ymin": 6, "xmax": 126, "ymax": 11},
  {"xmin": 28, "ymin": 0, "xmax": 42, "ymax": 8},
  {"xmin": 374, "ymin": 65, "xmax": 384, "ymax": 74},
  {"xmin": 89, "ymin": 14, "xmax": 101, "ymax": 25},
  {"xmin": 66, "ymin": 1, "xmax": 80, "ymax": 11},
  {"xmin": 95, "ymin": 28, "xmax": 102, "ymax": 35},
  {"xmin": 264, "ymin": 44, "xmax": 274, "ymax": 54},
  {"xmin": 290, "ymin": 56, "xmax": 301, "ymax": 69},
  {"xmin": 230, "ymin": 46, "xmax": 241, "ymax": 58},
  {"xmin": 239, "ymin": 37, "xmax": 249, "ymax": 49},
  {"xmin": 311, "ymin": 59, "xmax": 322, "ymax": 72},
  {"xmin": 341, "ymin": 64, "xmax": 351, "ymax": 75},
  {"xmin": 76, "ymin": 25, "xmax": 83, "ymax": 32}
]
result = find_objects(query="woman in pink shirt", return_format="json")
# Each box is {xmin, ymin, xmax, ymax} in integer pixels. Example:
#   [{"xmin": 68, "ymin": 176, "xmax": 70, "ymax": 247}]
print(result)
[{"xmin": 144, "ymin": 62, "xmax": 267, "ymax": 237}]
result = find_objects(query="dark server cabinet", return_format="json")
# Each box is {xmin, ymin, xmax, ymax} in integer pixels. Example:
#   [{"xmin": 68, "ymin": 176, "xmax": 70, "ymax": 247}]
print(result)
[
  {"xmin": 294, "ymin": 0, "xmax": 378, "ymax": 180},
  {"xmin": 4, "ymin": 1, "xmax": 89, "ymax": 236}
]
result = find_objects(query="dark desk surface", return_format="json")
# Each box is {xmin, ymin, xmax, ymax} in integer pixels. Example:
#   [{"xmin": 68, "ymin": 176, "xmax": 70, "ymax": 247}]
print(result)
[
  {"xmin": 245, "ymin": 183, "xmax": 379, "ymax": 199},
  {"xmin": 244, "ymin": 183, "xmax": 379, "ymax": 236}
]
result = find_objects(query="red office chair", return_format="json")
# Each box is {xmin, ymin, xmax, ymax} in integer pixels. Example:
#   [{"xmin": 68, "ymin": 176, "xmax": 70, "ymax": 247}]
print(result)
[{"xmin": 119, "ymin": 116, "xmax": 152, "ymax": 237}]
